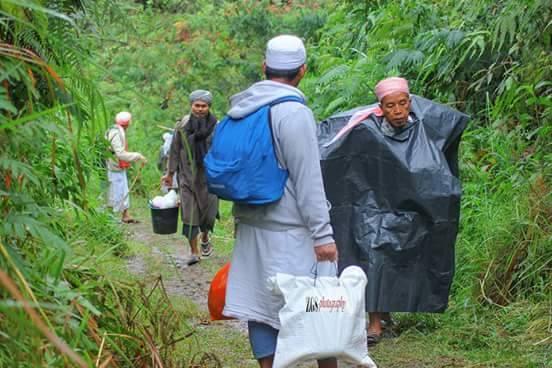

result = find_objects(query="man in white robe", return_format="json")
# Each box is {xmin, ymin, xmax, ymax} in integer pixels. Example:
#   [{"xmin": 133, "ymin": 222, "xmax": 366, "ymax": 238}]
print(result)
[
  {"xmin": 223, "ymin": 35, "xmax": 338, "ymax": 368},
  {"xmin": 105, "ymin": 111, "xmax": 146, "ymax": 223}
]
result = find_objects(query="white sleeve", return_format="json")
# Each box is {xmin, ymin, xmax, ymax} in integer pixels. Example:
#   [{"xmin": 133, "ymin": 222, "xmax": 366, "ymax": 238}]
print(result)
[{"xmin": 107, "ymin": 129, "xmax": 143, "ymax": 162}]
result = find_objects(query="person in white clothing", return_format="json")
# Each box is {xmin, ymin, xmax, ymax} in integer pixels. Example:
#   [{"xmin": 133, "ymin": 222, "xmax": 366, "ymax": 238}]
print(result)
[
  {"xmin": 223, "ymin": 35, "xmax": 338, "ymax": 368},
  {"xmin": 105, "ymin": 111, "xmax": 147, "ymax": 223}
]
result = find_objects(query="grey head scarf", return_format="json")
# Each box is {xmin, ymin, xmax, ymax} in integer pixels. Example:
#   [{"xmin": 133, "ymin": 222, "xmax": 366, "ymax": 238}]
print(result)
[{"xmin": 189, "ymin": 89, "xmax": 212, "ymax": 105}]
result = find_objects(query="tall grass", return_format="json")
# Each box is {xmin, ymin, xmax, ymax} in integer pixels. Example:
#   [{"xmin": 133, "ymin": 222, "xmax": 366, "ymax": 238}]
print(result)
[
  {"xmin": 301, "ymin": 0, "xmax": 551, "ymax": 362},
  {"xmin": 0, "ymin": 1, "xmax": 200, "ymax": 366}
]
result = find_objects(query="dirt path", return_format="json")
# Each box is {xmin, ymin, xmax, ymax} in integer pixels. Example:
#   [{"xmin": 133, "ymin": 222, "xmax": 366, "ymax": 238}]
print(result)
[
  {"xmin": 122, "ymin": 208, "xmax": 350, "ymax": 367},
  {"xmin": 122, "ymin": 207, "xmax": 470, "ymax": 368},
  {"xmin": 125, "ymin": 214, "xmax": 247, "ymax": 333}
]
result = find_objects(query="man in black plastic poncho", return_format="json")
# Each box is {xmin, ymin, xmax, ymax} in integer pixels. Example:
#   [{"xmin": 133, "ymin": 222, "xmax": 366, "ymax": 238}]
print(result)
[{"xmin": 319, "ymin": 77, "xmax": 468, "ymax": 346}]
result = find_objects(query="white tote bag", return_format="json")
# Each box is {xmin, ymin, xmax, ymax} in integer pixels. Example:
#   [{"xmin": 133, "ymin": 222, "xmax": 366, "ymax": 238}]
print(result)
[{"xmin": 269, "ymin": 265, "xmax": 377, "ymax": 368}]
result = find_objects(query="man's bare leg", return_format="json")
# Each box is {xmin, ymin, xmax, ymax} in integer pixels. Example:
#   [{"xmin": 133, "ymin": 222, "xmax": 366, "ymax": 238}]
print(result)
[
  {"xmin": 367, "ymin": 311, "xmax": 384, "ymax": 346},
  {"xmin": 190, "ymin": 235, "xmax": 200, "ymax": 256},
  {"xmin": 258, "ymin": 356, "xmax": 273, "ymax": 368},
  {"xmin": 368, "ymin": 311, "xmax": 383, "ymax": 335},
  {"xmin": 121, "ymin": 209, "xmax": 133, "ymax": 222},
  {"xmin": 318, "ymin": 357, "xmax": 338, "ymax": 368}
]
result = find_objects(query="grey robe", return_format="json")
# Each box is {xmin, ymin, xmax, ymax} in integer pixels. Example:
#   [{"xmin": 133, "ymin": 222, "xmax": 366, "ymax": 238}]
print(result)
[{"xmin": 167, "ymin": 114, "xmax": 218, "ymax": 227}]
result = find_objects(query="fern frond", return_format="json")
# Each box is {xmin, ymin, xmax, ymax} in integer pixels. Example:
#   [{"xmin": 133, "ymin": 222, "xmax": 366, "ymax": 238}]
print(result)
[{"xmin": 318, "ymin": 64, "xmax": 350, "ymax": 85}]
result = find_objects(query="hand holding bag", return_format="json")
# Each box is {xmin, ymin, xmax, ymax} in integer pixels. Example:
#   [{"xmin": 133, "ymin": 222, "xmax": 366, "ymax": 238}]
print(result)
[{"xmin": 269, "ymin": 265, "xmax": 377, "ymax": 367}]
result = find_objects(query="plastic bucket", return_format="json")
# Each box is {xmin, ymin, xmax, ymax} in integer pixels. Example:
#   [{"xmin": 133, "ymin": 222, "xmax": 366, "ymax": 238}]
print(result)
[{"xmin": 149, "ymin": 205, "xmax": 179, "ymax": 234}]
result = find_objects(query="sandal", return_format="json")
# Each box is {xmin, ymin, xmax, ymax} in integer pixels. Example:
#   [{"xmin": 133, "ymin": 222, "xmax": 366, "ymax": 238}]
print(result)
[
  {"xmin": 122, "ymin": 218, "xmax": 140, "ymax": 224},
  {"xmin": 186, "ymin": 255, "xmax": 201, "ymax": 266},
  {"xmin": 200, "ymin": 240, "xmax": 213, "ymax": 257},
  {"xmin": 366, "ymin": 332, "xmax": 381, "ymax": 347}
]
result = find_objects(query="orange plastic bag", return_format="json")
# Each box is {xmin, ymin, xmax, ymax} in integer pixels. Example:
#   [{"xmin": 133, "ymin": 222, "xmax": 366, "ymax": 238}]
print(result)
[{"xmin": 208, "ymin": 262, "xmax": 234, "ymax": 320}]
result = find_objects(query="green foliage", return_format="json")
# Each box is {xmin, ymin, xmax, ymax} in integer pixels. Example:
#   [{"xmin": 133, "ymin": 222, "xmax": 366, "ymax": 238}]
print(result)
[
  {"xmin": 86, "ymin": 0, "xmax": 332, "ymax": 197},
  {"xmin": 305, "ymin": 0, "xmax": 551, "ymax": 127},
  {"xmin": 302, "ymin": 0, "xmax": 551, "ymax": 363},
  {"xmin": 2, "ymin": 0, "xmax": 551, "ymax": 366},
  {"xmin": 0, "ymin": 1, "xmax": 194, "ymax": 366}
]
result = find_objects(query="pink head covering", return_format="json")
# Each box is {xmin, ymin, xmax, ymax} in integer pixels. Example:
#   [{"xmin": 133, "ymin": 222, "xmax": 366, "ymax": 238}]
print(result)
[
  {"xmin": 375, "ymin": 77, "xmax": 409, "ymax": 102},
  {"xmin": 115, "ymin": 111, "xmax": 132, "ymax": 126}
]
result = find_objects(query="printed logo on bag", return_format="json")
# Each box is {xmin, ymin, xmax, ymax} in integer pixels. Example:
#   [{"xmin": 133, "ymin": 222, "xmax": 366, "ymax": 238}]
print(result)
[{"xmin": 305, "ymin": 296, "xmax": 347, "ymax": 312}]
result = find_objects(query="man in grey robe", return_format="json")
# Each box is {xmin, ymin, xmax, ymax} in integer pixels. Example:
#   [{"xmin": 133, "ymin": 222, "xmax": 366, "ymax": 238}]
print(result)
[
  {"xmin": 223, "ymin": 35, "xmax": 338, "ymax": 368},
  {"xmin": 163, "ymin": 90, "xmax": 218, "ymax": 265}
]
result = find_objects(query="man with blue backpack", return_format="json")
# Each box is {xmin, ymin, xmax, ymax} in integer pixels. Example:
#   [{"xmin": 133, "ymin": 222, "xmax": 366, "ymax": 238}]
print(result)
[{"xmin": 205, "ymin": 35, "xmax": 338, "ymax": 367}]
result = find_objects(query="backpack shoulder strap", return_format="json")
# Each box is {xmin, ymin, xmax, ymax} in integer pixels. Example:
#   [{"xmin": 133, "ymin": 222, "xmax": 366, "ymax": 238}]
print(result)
[
  {"xmin": 267, "ymin": 96, "xmax": 305, "ymax": 170},
  {"xmin": 267, "ymin": 96, "xmax": 306, "ymax": 127}
]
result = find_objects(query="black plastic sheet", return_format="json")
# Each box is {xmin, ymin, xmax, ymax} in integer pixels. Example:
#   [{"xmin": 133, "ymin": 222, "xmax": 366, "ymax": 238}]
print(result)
[{"xmin": 318, "ymin": 95, "xmax": 469, "ymax": 312}]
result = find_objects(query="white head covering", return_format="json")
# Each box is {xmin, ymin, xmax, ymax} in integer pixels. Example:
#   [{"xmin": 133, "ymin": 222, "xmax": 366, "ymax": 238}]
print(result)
[
  {"xmin": 115, "ymin": 111, "xmax": 132, "ymax": 126},
  {"xmin": 265, "ymin": 35, "xmax": 306, "ymax": 70}
]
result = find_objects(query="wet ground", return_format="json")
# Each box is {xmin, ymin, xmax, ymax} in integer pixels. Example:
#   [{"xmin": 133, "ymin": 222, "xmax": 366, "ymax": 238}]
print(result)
[
  {"xmin": 122, "ymin": 211, "xmax": 468, "ymax": 368},
  {"xmin": 125, "ymin": 218, "xmax": 248, "ymax": 334},
  {"xmin": 123, "ymin": 215, "xmax": 363, "ymax": 367}
]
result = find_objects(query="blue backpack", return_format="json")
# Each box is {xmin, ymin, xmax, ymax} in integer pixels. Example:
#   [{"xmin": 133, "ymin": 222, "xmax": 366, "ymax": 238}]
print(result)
[{"xmin": 204, "ymin": 96, "xmax": 304, "ymax": 205}]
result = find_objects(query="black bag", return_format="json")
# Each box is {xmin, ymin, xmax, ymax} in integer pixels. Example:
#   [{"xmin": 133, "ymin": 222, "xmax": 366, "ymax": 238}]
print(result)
[{"xmin": 318, "ymin": 95, "xmax": 469, "ymax": 312}]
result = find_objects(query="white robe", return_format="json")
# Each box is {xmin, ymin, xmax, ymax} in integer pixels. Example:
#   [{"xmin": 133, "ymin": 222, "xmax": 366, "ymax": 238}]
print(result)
[
  {"xmin": 224, "ymin": 223, "xmax": 335, "ymax": 329},
  {"xmin": 107, "ymin": 170, "xmax": 129, "ymax": 212},
  {"xmin": 105, "ymin": 125, "xmax": 142, "ymax": 212}
]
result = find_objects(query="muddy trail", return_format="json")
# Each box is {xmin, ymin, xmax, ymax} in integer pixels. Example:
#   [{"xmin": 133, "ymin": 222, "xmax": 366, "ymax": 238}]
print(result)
[
  {"xmin": 125, "ymin": 211, "xmax": 247, "ymax": 330},
  {"xmin": 123, "ymin": 207, "xmax": 468, "ymax": 368},
  {"xmin": 126, "ymin": 218, "xmax": 219, "ymax": 307}
]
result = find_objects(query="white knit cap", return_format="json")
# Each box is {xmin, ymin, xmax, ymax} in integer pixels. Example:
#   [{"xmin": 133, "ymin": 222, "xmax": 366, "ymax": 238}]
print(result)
[{"xmin": 265, "ymin": 35, "xmax": 306, "ymax": 70}]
